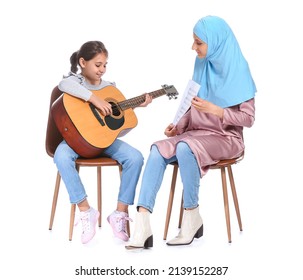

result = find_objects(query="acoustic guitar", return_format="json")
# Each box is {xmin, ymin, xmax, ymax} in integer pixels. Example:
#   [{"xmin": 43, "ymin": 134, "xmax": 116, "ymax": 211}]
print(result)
[{"xmin": 51, "ymin": 84, "xmax": 178, "ymax": 158}]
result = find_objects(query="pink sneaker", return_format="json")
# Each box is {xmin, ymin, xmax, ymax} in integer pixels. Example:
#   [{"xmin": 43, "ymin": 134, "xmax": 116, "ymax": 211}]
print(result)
[
  {"xmin": 79, "ymin": 207, "xmax": 100, "ymax": 244},
  {"xmin": 107, "ymin": 211, "xmax": 132, "ymax": 241}
]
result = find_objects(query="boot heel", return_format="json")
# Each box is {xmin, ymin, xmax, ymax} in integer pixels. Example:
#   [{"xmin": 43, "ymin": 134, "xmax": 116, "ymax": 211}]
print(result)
[
  {"xmin": 144, "ymin": 235, "xmax": 153, "ymax": 248},
  {"xmin": 194, "ymin": 224, "xmax": 203, "ymax": 239}
]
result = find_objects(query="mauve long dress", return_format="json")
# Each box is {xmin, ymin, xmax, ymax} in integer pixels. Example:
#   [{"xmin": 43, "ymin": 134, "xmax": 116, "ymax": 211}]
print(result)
[{"xmin": 153, "ymin": 98, "xmax": 255, "ymax": 176}]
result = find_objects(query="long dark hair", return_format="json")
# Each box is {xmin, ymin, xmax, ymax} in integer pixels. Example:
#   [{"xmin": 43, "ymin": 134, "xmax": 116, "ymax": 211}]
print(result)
[{"xmin": 70, "ymin": 41, "xmax": 108, "ymax": 73}]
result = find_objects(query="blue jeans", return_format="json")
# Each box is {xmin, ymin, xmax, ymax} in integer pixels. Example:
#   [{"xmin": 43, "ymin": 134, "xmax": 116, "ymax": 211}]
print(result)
[
  {"xmin": 137, "ymin": 142, "xmax": 201, "ymax": 212},
  {"xmin": 54, "ymin": 139, "xmax": 144, "ymax": 205}
]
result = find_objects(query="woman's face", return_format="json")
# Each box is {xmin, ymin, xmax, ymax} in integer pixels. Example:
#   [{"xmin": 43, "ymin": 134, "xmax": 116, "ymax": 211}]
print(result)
[{"xmin": 192, "ymin": 34, "xmax": 208, "ymax": 58}]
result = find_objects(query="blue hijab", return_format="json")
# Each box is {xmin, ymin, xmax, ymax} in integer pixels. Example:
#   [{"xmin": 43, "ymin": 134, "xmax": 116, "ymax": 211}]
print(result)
[{"xmin": 193, "ymin": 16, "xmax": 256, "ymax": 108}]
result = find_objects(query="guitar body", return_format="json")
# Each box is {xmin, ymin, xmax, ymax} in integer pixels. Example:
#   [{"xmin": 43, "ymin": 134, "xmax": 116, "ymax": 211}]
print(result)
[{"xmin": 51, "ymin": 86, "xmax": 138, "ymax": 158}]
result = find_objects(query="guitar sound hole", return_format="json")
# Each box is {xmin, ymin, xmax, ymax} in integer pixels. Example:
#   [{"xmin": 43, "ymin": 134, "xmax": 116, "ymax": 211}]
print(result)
[{"xmin": 110, "ymin": 102, "xmax": 121, "ymax": 116}]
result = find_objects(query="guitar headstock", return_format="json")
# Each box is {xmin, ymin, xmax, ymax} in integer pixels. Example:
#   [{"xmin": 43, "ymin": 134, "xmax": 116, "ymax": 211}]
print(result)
[{"xmin": 161, "ymin": 84, "xmax": 179, "ymax": 100}]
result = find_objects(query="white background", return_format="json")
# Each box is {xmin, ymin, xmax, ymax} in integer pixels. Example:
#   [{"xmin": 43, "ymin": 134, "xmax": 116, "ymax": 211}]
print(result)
[{"xmin": 1, "ymin": 0, "xmax": 303, "ymax": 279}]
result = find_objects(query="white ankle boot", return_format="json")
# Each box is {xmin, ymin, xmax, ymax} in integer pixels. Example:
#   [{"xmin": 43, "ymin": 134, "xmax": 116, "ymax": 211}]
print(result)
[
  {"xmin": 125, "ymin": 211, "xmax": 153, "ymax": 250},
  {"xmin": 166, "ymin": 206, "xmax": 203, "ymax": 246}
]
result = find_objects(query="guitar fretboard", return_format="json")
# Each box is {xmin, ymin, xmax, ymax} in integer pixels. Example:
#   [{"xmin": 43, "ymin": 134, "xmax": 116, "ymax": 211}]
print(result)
[{"xmin": 118, "ymin": 89, "xmax": 167, "ymax": 110}]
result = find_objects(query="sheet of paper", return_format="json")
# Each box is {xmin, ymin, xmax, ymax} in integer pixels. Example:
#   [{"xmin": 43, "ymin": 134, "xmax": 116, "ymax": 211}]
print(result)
[{"xmin": 172, "ymin": 80, "xmax": 201, "ymax": 125}]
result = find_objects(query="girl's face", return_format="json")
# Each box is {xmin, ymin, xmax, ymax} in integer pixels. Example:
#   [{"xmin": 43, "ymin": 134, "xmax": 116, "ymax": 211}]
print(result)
[
  {"xmin": 79, "ymin": 52, "xmax": 108, "ymax": 85},
  {"xmin": 192, "ymin": 34, "xmax": 208, "ymax": 59}
]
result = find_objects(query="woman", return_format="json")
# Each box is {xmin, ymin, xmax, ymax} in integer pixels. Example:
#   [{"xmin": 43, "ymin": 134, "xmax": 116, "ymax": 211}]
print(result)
[{"xmin": 125, "ymin": 15, "xmax": 256, "ymax": 249}]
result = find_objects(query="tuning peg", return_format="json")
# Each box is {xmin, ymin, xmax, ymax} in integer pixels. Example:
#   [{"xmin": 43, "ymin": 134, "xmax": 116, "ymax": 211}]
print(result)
[{"xmin": 168, "ymin": 94, "xmax": 177, "ymax": 100}]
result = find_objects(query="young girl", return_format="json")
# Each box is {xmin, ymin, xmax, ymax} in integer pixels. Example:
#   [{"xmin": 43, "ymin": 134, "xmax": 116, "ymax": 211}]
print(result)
[
  {"xmin": 126, "ymin": 16, "xmax": 256, "ymax": 249},
  {"xmin": 54, "ymin": 41, "xmax": 152, "ymax": 244}
]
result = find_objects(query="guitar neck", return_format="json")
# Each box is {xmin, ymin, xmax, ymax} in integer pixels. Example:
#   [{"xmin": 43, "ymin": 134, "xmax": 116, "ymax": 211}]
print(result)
[{"xmin": 118, "ymin": 89, "xmax": 167, "ymax": 111}]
